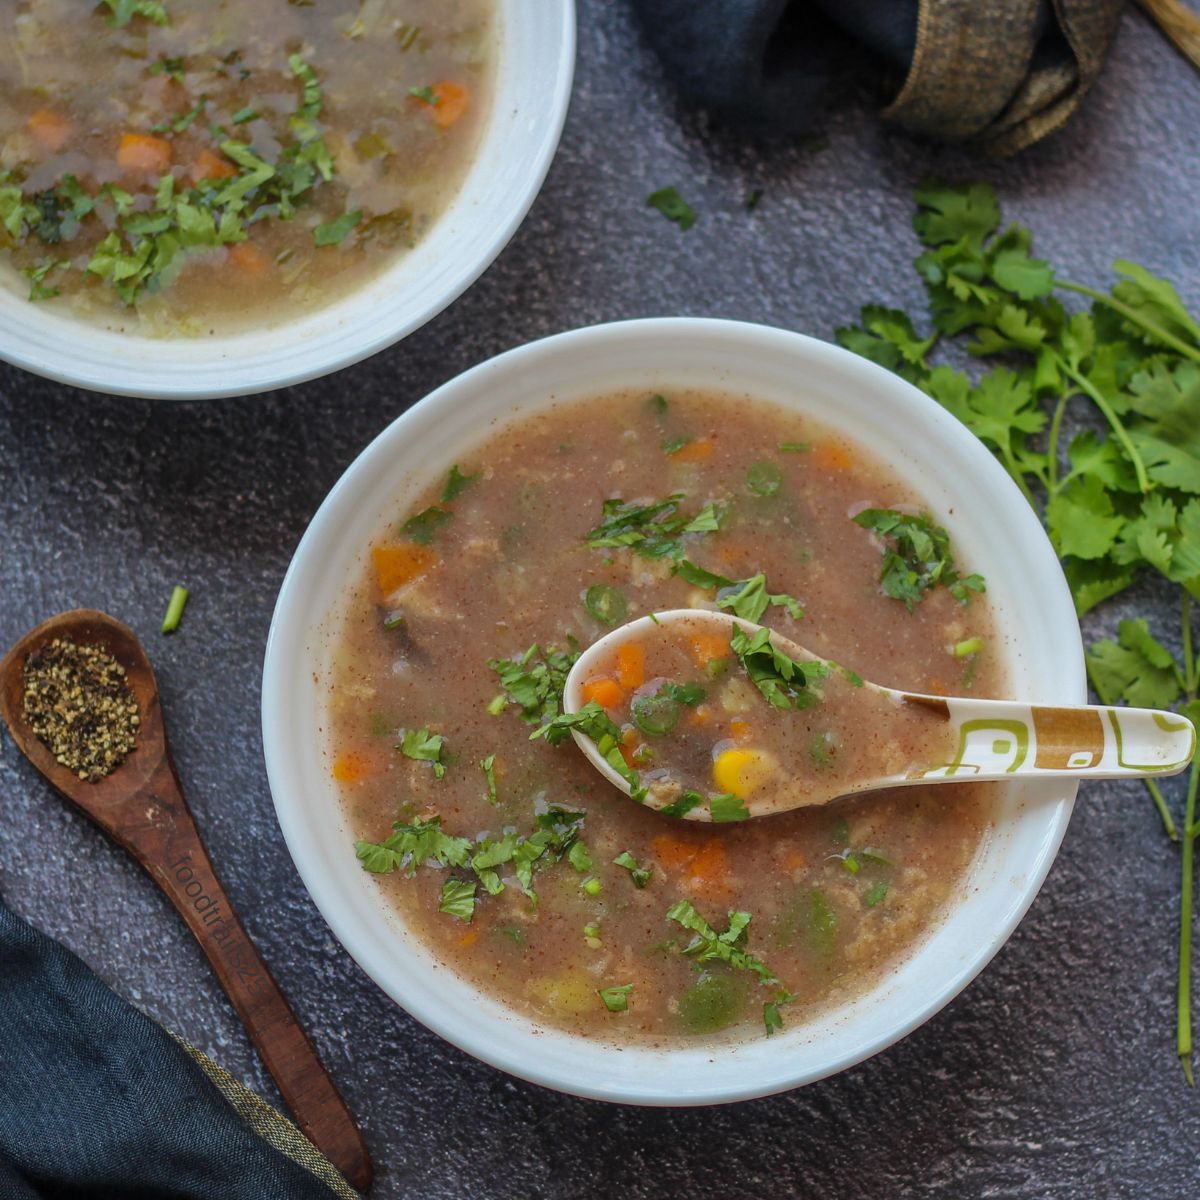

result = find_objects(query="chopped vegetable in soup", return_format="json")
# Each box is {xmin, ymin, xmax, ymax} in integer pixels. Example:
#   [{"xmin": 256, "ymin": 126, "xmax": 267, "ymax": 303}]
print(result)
[
  {"xmin": 0, "ymin": 0, "xmax": 492, "ymax": 333},
  {"xmin": 574, "ymin": 613, "xmax": 959, "ymax": 818},
  {"xmin": 326, "ymin": 389, "xmax": 1005, "ymax": 1043}
]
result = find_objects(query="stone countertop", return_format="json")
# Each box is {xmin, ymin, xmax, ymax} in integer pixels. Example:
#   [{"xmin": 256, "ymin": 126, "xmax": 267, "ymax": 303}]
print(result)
[{"xmin": 2, "ymin": 4, "xmax": 1198, "ymax": 1197}]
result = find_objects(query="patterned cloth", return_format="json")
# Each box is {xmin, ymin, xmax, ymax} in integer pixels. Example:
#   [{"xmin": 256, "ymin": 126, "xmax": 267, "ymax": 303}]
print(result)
[
  {"xmin": 0, "ymin": 897, "xmax": 354, "ymax": 1200},
  {"xmin": 632, "ymin": 0, "xmax": 1124, "ymax": 154}
]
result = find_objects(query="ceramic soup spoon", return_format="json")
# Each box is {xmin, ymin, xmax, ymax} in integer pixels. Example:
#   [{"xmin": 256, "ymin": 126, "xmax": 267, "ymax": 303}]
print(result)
[
  {"xmin": 561, "ymin": 609, "xmax": 1195, "ymax": 822},
  {"xmin": 0, "ymin": 610, "xmax": 371, "ymax": 1190}
]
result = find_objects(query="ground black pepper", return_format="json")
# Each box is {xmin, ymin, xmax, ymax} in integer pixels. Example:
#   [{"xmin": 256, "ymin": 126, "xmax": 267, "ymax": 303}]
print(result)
[{"xmin": 22, "ymin": 637, "xmax": 139, "ymax": 781}]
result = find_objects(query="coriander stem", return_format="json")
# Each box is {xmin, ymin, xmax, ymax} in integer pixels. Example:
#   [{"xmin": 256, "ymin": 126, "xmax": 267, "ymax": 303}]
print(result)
[
  {"xmin": 1178, "ymin": 758, "xmax": 1198, "ymax": 1086},
  {"xmin": 1046, "ymin": 391, "xmax": 1071, "ymax": 494},
  {"xmin": 1057, "ymin": 280, "xmax": 1200, "ymax": 365},
  {"xmin": 1053, "ymin": 352, "xmax": 1151, "ymax": 494},
  {"xmin": 1088, "ymin": 659, "xmax": 1179, "ymax": 839},
  {"xmin": 161, "ymin": 584, "xmax": 189, "ymax": 635},
  {"xmin": 1183, "ymin": 591, "xmax": 1197, "ymax": 700}
]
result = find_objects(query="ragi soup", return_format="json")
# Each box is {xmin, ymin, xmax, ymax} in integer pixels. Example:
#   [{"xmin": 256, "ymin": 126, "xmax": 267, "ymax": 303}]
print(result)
[
  {"xmin": 0, "ymin": 0, "xmax": 493, "ymax": 334},
  {"xmin": 324, "ymin": 388, "xmax": 1006, "ymax": 1044}
]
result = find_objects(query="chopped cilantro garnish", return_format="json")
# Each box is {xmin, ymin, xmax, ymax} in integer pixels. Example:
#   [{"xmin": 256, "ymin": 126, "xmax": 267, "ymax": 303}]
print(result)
[
  {"xmin": 314, "ymin": 209, "xmax": 362, "ymax": 246},
  {"xmin": 598, "ymin": 983, "xmax": 633, "ymax": 1012},
  {"xmin": 408, "ymin": 85, "xmax": 441, "ymax": 105},
  {"xmin": 401, "ymin": 505, "xmax": 452, "ymax": 544},
  {"xmin": 568, "ymin": 841, "xmax": 593, "ymax": 873},
  {"xmin": 764, "ymin": 990, "xmax": 798, "ymax": 1035},
  {"xmin": 660, "ymin": 789, "xmax": 703, "ymax": 819},
  {"xmin": 709, "ymin": 792, "xmax": 751, "ymax": 822},
  {"xmin": 531, "ymin": 701, "xmax": 647, "ymax": 803},
  {"xmin": 716, "ymin": 574, "xmax": 804, "ymax": 622},
  {"xmin": 399, "ymin": 727, "xmax": 447, "ymax": 778},
  {"xmin": 730, "ymin": 626, "xmax": 828, "ymax": 710},
  {"xmin": 661, "ymin": 436, "xmax": 691, "ymax": 455},
  {"xmin": 650, "ymin": 393, "xmax": 669, "ymax": 415},
  {"xmin": 672, "ymin": 559, "xmax": 734, "ymax": 590},
  {"xmin": 665, "ymin": 901, "xmax": 779, "ymax": 985},
  {"xmin": 480, "ymin": 754, "xmax": 498, "ymax": 804},
  {"xmin": 438, "ymin": 878, "xmax": 476, "ymax": 921},
  {"xmin": 488, "ymin": 640, "xmax": 580, "ymax": 724},
  {"xmin": 355, "ymin": 816, "xmax": 471, "ymax": 875},
  {"xmin": 660, "ymin": 681, "xmax": 705, "ymax": 705},
  {"xmin": 852, "ymin": 508, "xmax": 985, "ymax": 610},
  {"xmin": 613, "ymin": 850, "xmax": 653, "ymax": 887},
  {"xmin": 864, "ymin": 882, "xmax": 889, "ymax": 907},
  {"xmin": 442, "ymin": 464, "xmax": 479, "ymax": 502},
  {"xmin": 779, "ymin": 441, "xmax": 811, "ymax": 453},
  {"xmin": 647, "ymin": 186, "xmax": 695, "ymax": 231},
  {"xmin": 586, "ymin": 494, "xmax": 722, "ymax": 560},
  {"xmin": 101, "ymin": 0, "xmax": 167, "ymax": 28}
]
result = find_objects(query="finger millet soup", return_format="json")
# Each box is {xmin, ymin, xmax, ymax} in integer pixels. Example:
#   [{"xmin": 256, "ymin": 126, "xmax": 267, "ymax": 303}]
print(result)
[{"xmin": 325, "ymin": 388, "xmax": 1006, "ymax": 1043}]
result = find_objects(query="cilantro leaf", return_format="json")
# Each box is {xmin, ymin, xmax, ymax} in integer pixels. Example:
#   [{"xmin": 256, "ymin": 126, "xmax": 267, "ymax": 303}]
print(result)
[
  {"xmin": 438, "ymin": 878, "xmax": 477, "ymax": 921},
  {"xmin": 314, "ymin": 209, "xmax": 362, "ymax": 246},
  {"xmin": 481, "ymin": 754, "xmax": 498, "ymax": 804},
  {"xmin": 355, "ymin": 816, "xmax": 471, "ymax": 875},
  {"xmin": 442, "ymin": 464, "xmax": 479, "ymax": 502},
  {"xmin": 835, "ymin": 305, "xmax": 936, "ymax": 382},
  {"xmin": 1086, "ymin": 619, "xmax": 1183, "ymax": 710},
  {"xmin": 1046, "ymin": 474, "xmax": 1125, "ymax": 561},
  {"xmin": 586, "ymin": 494, "xmax": 722, "ymax": 560},
  {"xmin": 716, "ymin": 574, "xmax": 805, "ymax": 622},
  {"xmin": 672, "ymin": 559, "xmax": 734, "ymax": 590},
  {"xmin": 101, "ymin": 0, "xmax": 168, "ymax": 28},
  {"xmin": 991, "ymin": 244, "xmax": 1056, "ymax": 300},
  {"xmin": 399, "ymin": 727, "xmax": 447, "ymax": 778},
  {"xmin": 647, "ymin": 186, "xmax": 695, "ymax": 231},
  {"xmin": 913, "ymin": 179, "xmax": 1000, "ymax": 251},
  {"xmin": 531, "ymin": 701, "xmax": 647, "ymax": 802},
  {"xmin": 401, "ymin": 505, "xmax": 452, "ymax": 544},
  {"xmin": 488, "ymin": 640, "xmax": 580, "ymax": 724},
  {"xmin": 852, "ymin": 508, "xmax": 985, "ymax": 609},
  {"xmin": 665, "ymin": 900, "xmax": 779, "ymax": 984},
  {"xmin": 710, "ymin": 793, "xmax": 751, "ymax": 823},
  {"xmin": 613, "ymin": 850, "xmax": 653, "ymax": 887},
  {"xmin": 729, "ymin": 626, "xmax": 828, "ymax": 710}
]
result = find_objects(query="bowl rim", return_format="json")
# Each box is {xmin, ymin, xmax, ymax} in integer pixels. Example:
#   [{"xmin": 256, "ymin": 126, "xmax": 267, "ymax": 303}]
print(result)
[
  {"xmin": 262, "ymin": 316, "xmax": 1084, "ymax": 1105},
  {"xmin": 0, "ymin": 1, "xmax": 576, "ymax": 400}
]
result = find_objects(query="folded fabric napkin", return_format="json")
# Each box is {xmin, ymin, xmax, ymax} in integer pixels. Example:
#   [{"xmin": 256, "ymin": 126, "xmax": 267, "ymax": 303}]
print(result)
[
  {"xmin": 632, "ymin": 0, "xmax": 1126, "ymax": 154},
  {"xmin": 0, "ymin": 896, "xmax": 354, "ymax": 1199}
]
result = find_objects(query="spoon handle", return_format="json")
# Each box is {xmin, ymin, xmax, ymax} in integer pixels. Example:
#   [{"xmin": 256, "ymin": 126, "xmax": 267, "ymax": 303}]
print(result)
[
  {"xmin": 904, "ymin": 693, "xmax": 1196, "ymax": 781},
  {"xmin": 120, "ymin": 755, "xmax": 371, "ymax": 1191}
]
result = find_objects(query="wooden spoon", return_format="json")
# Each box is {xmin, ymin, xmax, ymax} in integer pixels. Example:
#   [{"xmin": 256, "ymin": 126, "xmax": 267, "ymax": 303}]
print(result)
[
  {"xmin": 563, "ymin": 609, "xmax": 1196, "ymax": 820},
  {"xmin": 0, "ymin": 610, "xmax": 371, "ymax": 1191}
]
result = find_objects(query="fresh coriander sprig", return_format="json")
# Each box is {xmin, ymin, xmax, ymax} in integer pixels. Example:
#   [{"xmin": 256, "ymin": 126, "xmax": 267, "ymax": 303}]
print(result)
[{"xmin": 837, "ymin": 177, "xmax": 1200, "ymax": 1083}]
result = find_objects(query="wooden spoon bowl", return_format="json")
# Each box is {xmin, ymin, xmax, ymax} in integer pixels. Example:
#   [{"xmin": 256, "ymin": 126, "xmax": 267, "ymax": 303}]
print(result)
[{"xmin": 0, "ymin": 609, "xmax": 371, "ymax": 1191}]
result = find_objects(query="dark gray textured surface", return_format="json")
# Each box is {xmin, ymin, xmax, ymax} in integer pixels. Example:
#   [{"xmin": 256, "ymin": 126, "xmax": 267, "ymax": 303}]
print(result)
[{"xmin": 2, "ymin": 4, "xmax": 1199, "ymax": 1196}]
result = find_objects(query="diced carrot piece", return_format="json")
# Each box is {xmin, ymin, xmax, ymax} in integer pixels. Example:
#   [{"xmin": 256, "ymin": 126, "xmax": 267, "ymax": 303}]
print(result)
[
  {"xmin": 457, "ymin": 929, "xmax": 480, "ymax": 948},
  {"xmin": 685, "ymin": 839, "xmax": 731, "ymax": 894},
  {"xmin": 228, "ymin": 242, "xmax": 269, "ymax": 276},
  {"xmin": 332, "ymin": 749, "xmax": 373, "ymax": 783},
  {"xmin": 117, "ymin": 132, "xmax": 172, "ymax": 173},
  {"xmin": 582, "ymin": 677, "xmax": 624, "ymax": 709},
  {"xmin": 415, "ymin": 80, "xmax": 470, "ymax": 129},
  {"xmin": 193, "ymin": 147, "xmax": 237, "ymax": 182},
  {"xmin": 670, "ymin": 438, "xmax": 714, "ymax": 463},
  {"xmin": 616, "ymin": 643, "xmax": 645, "ymax": 690},
  {"xmin": 729, "ymin": 719, "xmax": 751, "ymax": 741},
  {"xmin": 689, "ymin": 633, "xmax": 728, "ymax": 669},
  {"xmin": 372, "ymin": 542, "xmax": 435, "ymax": 594},
  {"xmin": 652, "ymin": 834, "xmax": 702, "ymax": 870},
  {"xmin": 28, "ymin": 109, "xmax": 72, "ymax": 153},
  {"xmin": 812, "ymin": 441, "xmax": 853, "ymax": 473}
]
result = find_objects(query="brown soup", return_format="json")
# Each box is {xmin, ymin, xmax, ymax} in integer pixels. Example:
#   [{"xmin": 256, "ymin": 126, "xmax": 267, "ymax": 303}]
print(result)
[
  {"xmin": 326, "ymin": 389, "xmax": 1005, "ymax": 1043},
  {"xmin": 0, "ymin": 0, "xmax": 493, "ymax": 334}
]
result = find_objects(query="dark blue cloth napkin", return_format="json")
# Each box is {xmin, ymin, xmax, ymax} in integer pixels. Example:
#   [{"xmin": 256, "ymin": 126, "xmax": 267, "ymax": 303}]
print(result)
[{"xmin": 0, "ymin": 897, "xmax": 352, "ymax": 1199}]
